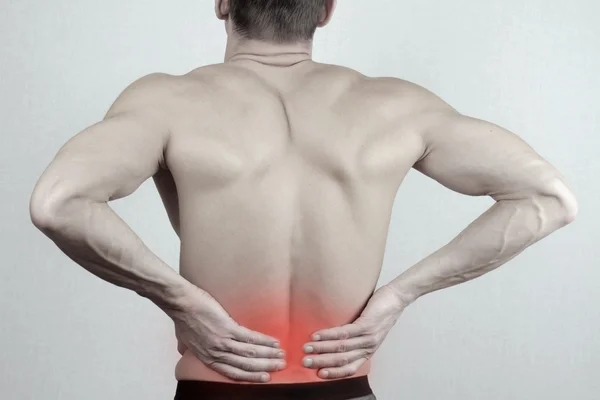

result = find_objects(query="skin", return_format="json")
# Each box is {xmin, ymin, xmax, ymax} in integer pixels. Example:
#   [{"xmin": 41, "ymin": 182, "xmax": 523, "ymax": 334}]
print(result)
[{"xmin": 30, "ymin": 0, "xmax": 578, "ymax": 386}]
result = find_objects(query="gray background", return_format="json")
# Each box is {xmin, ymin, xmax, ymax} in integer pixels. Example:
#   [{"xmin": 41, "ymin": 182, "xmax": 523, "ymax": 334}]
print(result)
[{"xmin": 1, "ymin": 1, "xmax": 598, "ymax": 399}]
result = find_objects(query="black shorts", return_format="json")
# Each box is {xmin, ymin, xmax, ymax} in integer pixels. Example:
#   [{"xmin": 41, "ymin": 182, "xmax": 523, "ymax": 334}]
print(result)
[{"xmin": 174, "ymin": 376, "xmax": 375, "ymax": 400}]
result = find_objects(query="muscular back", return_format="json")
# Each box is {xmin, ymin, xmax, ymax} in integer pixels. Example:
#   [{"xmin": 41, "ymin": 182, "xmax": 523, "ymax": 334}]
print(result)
[
  {"xmin": 32, "ymin": 53, "xmax": 569, "ymax": 384},
  {"xmin": 154, "ymin": 61, "xmax": 426, "ymax": 382}
]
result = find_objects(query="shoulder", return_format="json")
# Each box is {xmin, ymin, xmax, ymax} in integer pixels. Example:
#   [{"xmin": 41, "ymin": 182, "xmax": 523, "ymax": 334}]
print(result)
[
  {"xmin": 124, "ymin": 72, "xmax": 176, "ymax": 91},
  {"xmin": 362, "ymin": 77, "xmax": 453, "ymax": 109},
  {"xmin": 366, "ymin": 77, "xmax": 463, "ymax": 132},
  {"xmin": 105, "ymin": 72, "xmax": 181, "ymax": 118}
]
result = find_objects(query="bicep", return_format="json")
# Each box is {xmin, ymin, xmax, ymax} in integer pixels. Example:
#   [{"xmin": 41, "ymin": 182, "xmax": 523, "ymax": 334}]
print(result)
[
  {"xmin": 414, "ymin": 110, "xmax": 560, "ymax": 200},
  {"xmin": 38, "ymin": 112, "xmax": 168, "ymax": 203}
]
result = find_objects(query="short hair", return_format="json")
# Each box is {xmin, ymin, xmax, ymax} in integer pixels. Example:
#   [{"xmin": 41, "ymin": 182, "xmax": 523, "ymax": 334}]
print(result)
[{"xmin": 229, "ymin": 0, "xmax": 326, "ymax": 43}]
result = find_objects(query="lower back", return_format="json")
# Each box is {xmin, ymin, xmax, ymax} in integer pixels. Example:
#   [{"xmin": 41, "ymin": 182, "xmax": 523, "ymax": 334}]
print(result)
[{"xmin": 174, "ymin": 158, "xmax": 390, "ymax": 383}]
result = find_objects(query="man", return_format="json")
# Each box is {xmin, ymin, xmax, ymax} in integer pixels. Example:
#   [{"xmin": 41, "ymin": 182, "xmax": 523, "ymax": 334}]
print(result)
[{"xmin": 29, "ymin": 0, "xmax": 578, "ymax": 399}]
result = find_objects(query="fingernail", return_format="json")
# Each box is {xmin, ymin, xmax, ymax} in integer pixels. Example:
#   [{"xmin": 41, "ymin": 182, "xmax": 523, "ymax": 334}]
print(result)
[
  {"xmin": 261, "ymin": 374, "xmax": 269, "ymax": 382},
  {"xmin": 273, "ymin": 342, "xmax": 280, "ymax": 348},
  {"xmin": 303, "ymin": 358, "xmax": 313, "ymax": 367},
  {"xmin": 304, "ymin": 345, "xmax": 314, "ymax": 354},
  {"xmin": 278, "ymin": 361, "xmax": 286, "ymax": 370},
  {"xmin": 313, "ymin": 335, "xmax": 321, "ymax": 341},
  {"xmin": 320, "ymin": 370, "xmax": 329, "ymax": 378},
  {"xmin": 277, "ymin": 351, "xmax": 285, "ymax": 358}
]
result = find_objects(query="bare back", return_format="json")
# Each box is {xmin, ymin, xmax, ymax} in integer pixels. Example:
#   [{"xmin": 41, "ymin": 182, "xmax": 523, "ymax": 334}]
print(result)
[{"xmin": 156, "ymin": 61, "xmax": 425, "ymax": 383}]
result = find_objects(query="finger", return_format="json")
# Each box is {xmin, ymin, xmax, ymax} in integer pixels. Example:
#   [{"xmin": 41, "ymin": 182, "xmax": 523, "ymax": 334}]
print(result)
[
  {"xmin": 234, "ymin": 326, "xmax": 281, "ymax": 348},
  {"xmin": 302, "ymin": 349, "xmax": 369, "ymax": 369},
  {"xmin": 317, "ymin": 358, "xmax": 367, "ymax": 380},
  {"xmin": 311, "ymin": 323, "xmax": 366, "ymax": 341},
  {"xmin": 303, "ymin": 336, "xmax": 377, "ymax": 354},
  {"xmin": 215, "ymin": 352, "xmax": 287, "ymax": 373},
  {"xmin": 209, "ymin": 362, "xmax": 272, "ymax": 383},
  {"xmin": 223, "ymin": 338, "xmax": 286, "ymax": 359}
]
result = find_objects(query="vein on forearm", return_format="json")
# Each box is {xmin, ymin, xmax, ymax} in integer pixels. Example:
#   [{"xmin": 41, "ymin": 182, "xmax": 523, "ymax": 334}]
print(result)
[
  {"xmin": 390, "ymin": 194, "xmax": 564, "ymax": 302},
  {"xmin": 42, "ymin": 198, "xmax": 188, "ymax": 311}
]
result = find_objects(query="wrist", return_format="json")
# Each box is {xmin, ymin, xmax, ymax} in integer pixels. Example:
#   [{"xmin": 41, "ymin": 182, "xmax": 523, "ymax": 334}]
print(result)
[
  {"xmin": 144, "ymin": 276, "xmax": 196, "ymax": 317},
  {"xmin": 383, "ymin": 283, "xmax": 420, "ymax": 308}
]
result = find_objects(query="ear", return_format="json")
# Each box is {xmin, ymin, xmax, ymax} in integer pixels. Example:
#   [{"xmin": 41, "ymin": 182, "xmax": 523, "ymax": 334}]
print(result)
[
  {"xmin": 215, "ymin": 0, "xmax": 230, "ymax": 21},
  {"xmin": 317, "ymin": 0, "xmax": 337, "ymax": 27}
]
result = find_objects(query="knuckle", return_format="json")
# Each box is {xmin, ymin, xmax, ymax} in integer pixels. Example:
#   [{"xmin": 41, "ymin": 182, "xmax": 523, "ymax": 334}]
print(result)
[
  {"xmin": 365, "ymin": 335, "xmax": 378, "ymax": 347},
  {"xmin": 308, "ymin": 344, "xmax": 320, "ymax": 354},
  {"xmin": 362, "ymin": 325, "xmax": 375, "ymax": 336},
  {"xmin": 269, "ymin": 360, "xmax": 283, "ymax": 371},
  {"xmin": 343, "ymin": 365, "xmax": 358, "ymax": 375},
  {"xmin": 234, "ymin": 329, "xmax": 248, "ymax": 343},
  {"xmin": 211, "ymin": 351, "xmax": 226, "ymax": 364},
  {"xmin": 332, "ymin": 370, "xmax": 345, "ymax": 378},
  {"xmin": 239, "ymin": 362, "xmax": 252, "ymax": 372},
  {"xmin": 337, "ymin": 341, "xmax": 347, "ymax": 353},
  {"xmin": 211, "ymin": 337, "xmax": 226, "ymax": 351},
  {"xmin": 222, "ymin": 338, "xmax": 235, "ymax": 352},
  {"xmin": 338, "ymin": 357, "xmax": 349, "ymax": 367},
  {"xmin": 248, "ymin": 374, "xmax": 262, "ymax": 383},
  {"xmin": 245, "ymin": 349, "xmax": 257, "ymax": 358}
]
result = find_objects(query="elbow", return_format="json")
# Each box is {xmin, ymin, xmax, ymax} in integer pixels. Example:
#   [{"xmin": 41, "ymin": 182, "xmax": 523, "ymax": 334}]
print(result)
[
  {"xmin": 29, "ymin": 184, "xmax": 74, "ymax": 232},
  {"xmin": 543, "ymin": 179, "xmax": 578, "ymax": 227},
  {"xmin": 559, "ymin": 191, "xmax": 578, "ymax": 225},
  {"xmin": 30, "ymin": 194, "xmax": 60, "ymax": 232},
  {"xmin": 30, "ymin": 206, "xmax": 58, "ymax": 233}
]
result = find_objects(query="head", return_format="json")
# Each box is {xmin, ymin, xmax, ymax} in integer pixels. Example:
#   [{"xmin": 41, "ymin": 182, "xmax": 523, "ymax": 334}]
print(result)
[{"xmin": 215, "ymin": 0, "xmax": 337, "ymax": 44}]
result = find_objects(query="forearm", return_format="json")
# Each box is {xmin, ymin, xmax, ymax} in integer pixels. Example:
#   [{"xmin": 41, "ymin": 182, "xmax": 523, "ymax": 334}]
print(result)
[
  {"xmin": 387, "ymin": 191, "xmax": 576, "ymax": 305},
  {"xmin": 31, "ymin": 196, "xmax": 193, "ymax": 314}
]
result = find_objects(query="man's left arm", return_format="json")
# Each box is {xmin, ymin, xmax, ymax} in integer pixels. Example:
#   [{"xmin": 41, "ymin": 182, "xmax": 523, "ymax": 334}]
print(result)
[
  {"xmin": 30, "ymin": 73, "xmax": 285, "ymax": 383},
  {"xmin": 300, "ymin": 88, "xmax": 578, "ymax": 380}
]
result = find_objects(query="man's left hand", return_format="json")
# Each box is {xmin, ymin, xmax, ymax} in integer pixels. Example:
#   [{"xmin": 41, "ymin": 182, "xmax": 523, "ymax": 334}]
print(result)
[{"xmin": 301, "ymin": 285, "xmax": 407, "ymax": 380}]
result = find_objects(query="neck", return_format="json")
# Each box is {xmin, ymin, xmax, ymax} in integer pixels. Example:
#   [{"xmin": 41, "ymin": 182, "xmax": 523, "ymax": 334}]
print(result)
[{"xmin": 224, "ymin": 37, "xmax": 313, "ymax": 67}]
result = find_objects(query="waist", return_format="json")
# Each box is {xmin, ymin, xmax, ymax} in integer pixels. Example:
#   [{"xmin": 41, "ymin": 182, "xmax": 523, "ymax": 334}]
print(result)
[
  {"xmin": 175, "ymin": 351, "xmax": 372, "ymax": 384},
  {"xmin": 174, "ymin": 375, "xmax": 374, "ymax": 400}
]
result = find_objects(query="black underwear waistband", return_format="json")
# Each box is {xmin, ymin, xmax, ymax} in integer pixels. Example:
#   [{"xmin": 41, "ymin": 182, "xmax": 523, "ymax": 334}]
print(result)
[{"xmin": 174, "ymin": 376, "xmax": 373, "ymax": 400}]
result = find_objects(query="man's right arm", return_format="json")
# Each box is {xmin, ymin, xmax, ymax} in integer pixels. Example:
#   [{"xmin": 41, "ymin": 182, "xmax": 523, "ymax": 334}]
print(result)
[{"xmin": 386, "ymin": 89, "xmax": 578, "ymax": 304}]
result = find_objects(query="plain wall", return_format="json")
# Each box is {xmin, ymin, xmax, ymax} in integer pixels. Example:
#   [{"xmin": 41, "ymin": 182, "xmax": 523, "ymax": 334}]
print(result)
[{"xmin": 1, "ymin": 1, "xmax": 598, "ymax": 399}]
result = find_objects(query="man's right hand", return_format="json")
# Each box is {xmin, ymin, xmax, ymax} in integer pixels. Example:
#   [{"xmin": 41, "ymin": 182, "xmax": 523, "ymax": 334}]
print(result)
[{"xmin": 168, "ymin": 285, "xmax": 286, "ymax": 383}]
